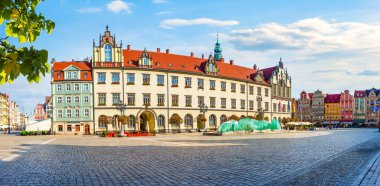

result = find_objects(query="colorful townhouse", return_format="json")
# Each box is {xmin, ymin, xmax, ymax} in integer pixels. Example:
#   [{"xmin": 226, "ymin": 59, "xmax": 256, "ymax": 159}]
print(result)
[
  {"xmin": 34, "ymin": 103, "xmax": 46, "ymax": 120},
  {"xmin": 354, "ymin": 90, "xmax": 366, "ymax": 125},
  {"xmin": 297, "ymin": 91, "xmax": 313, "ymax": 122},
  {"xmin": 340, "ymin": 90, "xmax": 354, "ymax": 126},
  {"xmin": 311, "ymin": 89, "xmax": 325, "ymax": 123},
  {"xmin": 365, "ymin": 88, "xmax": 380, "ymax": 125},
  {"xmin": 324, "ymin": 94, "xmax": 341, "ymax": 125},
  {"xmin": 51, "ymin": 61, "xmax": 93, "ymax": 134}
]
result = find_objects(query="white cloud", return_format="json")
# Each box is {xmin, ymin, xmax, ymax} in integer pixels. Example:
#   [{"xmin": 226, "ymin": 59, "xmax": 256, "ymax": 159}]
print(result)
[
  {"xmin": 107, "ymin": 0, "xmax": 131, "ymax": 13},
  {"xmin": 224, "ymin": 18, "xmax": 380, "ymax": 95},
  {"xmin": 160, "ymin": 18, "xmax": 239, "ymax": 29},
  {"xmin": 77, "ymin": 7, "xmax": 103, "ymax": 13},
  {"xmin": 153, "ymin": 0, "xmax": 168, "ymax": 3},
  {"xmin": 156, "ymin": 11, "xmax": 172, "ymax": 15}
]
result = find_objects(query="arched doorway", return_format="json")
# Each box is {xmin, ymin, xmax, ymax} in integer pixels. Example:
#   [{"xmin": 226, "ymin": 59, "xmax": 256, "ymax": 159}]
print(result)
[
  {"xmin": 84, "ymin": 124, "xmax": 90, "ymax": 135},
  {"xmin": 197, "ymin": 114, "xmax": 206, "ymax": 130},
  {"xmin": 220, "ymin": 115, "xmax": 227, "ymax": 124},
  {"xmin": 209, "ymin": 114, "xmax": 217, "ymax": 130},
  {"xmin": 169, "ymin": 113, "xmax": 182, "ymax": 132},
  {"xmin": 139, "ymin": 111, "xmax": 155, "ymax": 132},
  {"xmin": 184, "ymin": 114, "xmax": 193, "ymax": 130}
]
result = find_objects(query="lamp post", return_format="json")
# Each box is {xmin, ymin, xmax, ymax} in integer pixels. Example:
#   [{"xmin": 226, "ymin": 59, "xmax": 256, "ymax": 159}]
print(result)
[
  {"xmin": 117, "ymin": 100, "xmax": 127, "ymax": 137},
  {"xmin": 199, "ymin": 103, "xmax": 208, "ymax": 132}
]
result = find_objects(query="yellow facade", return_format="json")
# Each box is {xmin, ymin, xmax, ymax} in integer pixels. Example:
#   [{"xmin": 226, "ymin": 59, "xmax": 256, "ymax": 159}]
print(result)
[
  {"xmin": 325, "ymin": 103, "xmax": 340, "ymax": 121},
  {"xmin": 1, "ymin": 94, "xmax": 7, "ymax": 125}
]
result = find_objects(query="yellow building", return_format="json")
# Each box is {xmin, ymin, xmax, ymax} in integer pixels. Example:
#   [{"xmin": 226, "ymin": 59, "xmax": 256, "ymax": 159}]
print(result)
[
  {"xmin": 324, "ymin": 94, "xmax": 341, "ymax": 124},
  {"xmin": 1, "ymin": 93, "xmax": 8, "ymax": 127}
]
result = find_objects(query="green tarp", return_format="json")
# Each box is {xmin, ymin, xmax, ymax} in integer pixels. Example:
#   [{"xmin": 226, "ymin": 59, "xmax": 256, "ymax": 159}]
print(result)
[{"xmin": 220, "ymin": 118, "xmax": 281, "ymax": 133}]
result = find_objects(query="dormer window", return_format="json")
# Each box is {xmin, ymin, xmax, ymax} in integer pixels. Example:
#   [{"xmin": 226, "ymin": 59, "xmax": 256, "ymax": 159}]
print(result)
[
  {"xmin": 67, "ymin": 72, "xmax": 72, "ymax": 79},
  {"xmin": 138, "ymin": 49, "xmax": 152, "ymax": 68},
  {"xmin": 205, "ymin": 55, "xmax": 218, "ymax": 75},
  {"xmin": 104, "ymin": 44, "xmax": 112, "ymax": 62},
  {"xmin": 57, "ymin": 73, "xmax": 61, "ymax": 78},
  {"xmin": 84, "ymin": 73, "xmax": 88, "ymax": 79},
  {"xmin": 73, "ymin": 72, "xmax": 78, "ymax": 79}
]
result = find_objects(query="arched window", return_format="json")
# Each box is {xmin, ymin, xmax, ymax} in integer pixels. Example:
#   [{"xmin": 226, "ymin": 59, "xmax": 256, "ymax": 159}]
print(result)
[
  {"xmin": 209, "ymin": 115, "xmax": 216, "ymax": 126},
  {"xmin": 157, "ymin": 115, "xmax": 165, "ymax": 128},
  {"xmin": 184, "ymin": 114, "xmax": 193, "ymax": 128},
  {"xmin": 129, "ymin": 115, "xmax": 136, "ymax": 128},
  {"xmin": 104, "ymin": 44, "xmax": 112, "ymax": 62},
  {"xmin": 220, "ymin": 115, "xmax": 227, "ymax": 124}
]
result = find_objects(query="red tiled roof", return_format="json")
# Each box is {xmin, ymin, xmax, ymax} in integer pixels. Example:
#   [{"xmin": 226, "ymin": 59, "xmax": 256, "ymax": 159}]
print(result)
[
  {"xmin": 53, "ymin": 61, "xmax": 92, "ymax": 71},
  {"xmin": 53, "ymin": 62, "xmax": 93, "ymax": 81},
  {"xmin": 122, "ymin": 49, "xmax": 270, "ymax": 85},
  {"xmin": 354, "ymin": 90, "xmax": 366, "ymax": 98},
  {"xmin": 325, "ymin": 94, "xmax": 341, "ymax": 103}
]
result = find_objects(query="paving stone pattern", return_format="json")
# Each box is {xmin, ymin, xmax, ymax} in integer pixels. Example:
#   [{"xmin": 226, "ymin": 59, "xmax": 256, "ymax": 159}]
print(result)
[{"xmin": 0, "ymin": 129, "xmax": 379, "ymax": 185}]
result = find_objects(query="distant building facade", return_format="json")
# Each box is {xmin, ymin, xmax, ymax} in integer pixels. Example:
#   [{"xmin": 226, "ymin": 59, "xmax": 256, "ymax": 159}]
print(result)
[
  {"xmin": 324, "ymin": 94, "xmax": 341, "ymax": 124},
  {"xmin": 44, "ymin": 96, "xmax": 53, "ymax": 119},
  {"xmin": 354, "ymin": 90, "xmax": 366, "ymax": 124},
  {"xmin": 340, "ymin": 90, "xmax": 354, "ymax": 125},
  {"xmin": 365, "ymin": 88, "xmax": 380, "ymax": 125},
  {"xmin": 34, "ymin": 103, "xmax": 46, "ymax": 120},
  {"xmin": 298, "ymin": 91, "xmax": 312, "ymax": 122},
  {"xmin": 311, "ymin": 89, "xmax": 325, "ymax": 123}
]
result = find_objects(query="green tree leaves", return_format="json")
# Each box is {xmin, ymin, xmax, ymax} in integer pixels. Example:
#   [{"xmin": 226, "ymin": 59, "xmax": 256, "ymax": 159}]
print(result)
[{"xmin": 0, "ymin": 0, "xmax": 55, "ymax": 84}]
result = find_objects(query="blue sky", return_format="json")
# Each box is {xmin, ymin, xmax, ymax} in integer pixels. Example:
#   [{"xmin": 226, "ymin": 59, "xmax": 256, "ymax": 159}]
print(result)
[{"xmin": 1, "ymin": 0, "xmax": 380, "ymax": 114}]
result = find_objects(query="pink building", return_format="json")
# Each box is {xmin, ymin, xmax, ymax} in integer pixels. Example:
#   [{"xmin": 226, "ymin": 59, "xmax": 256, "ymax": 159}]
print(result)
[
  {"xmin": 34, "ymin": 103, "xmax": 46, "ymax": 120},
  {"xmin": 340, "ymin": 90, "xmax": 354, "ymax": 123}
]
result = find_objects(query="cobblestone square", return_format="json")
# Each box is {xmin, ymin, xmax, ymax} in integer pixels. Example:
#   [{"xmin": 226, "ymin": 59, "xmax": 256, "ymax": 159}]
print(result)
[{"xmin": 0, "ymin": 129, "xmax": 380, "ymax": 185}]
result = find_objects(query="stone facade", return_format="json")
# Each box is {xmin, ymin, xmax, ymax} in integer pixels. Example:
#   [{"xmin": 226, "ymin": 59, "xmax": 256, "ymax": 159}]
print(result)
[{"xmin": 312, "ymin": 90, "xmax": 325, "ymax": 123}]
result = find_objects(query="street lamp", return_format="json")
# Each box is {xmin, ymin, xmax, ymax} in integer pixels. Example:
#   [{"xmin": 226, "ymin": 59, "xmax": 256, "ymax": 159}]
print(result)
[
  {"xmin": 199, "ymin": 103, "xmax": 208, "ymax": 132},
  {"xmin": 116, "ymin": 100, "xmax": 127, "ymax": 137}
]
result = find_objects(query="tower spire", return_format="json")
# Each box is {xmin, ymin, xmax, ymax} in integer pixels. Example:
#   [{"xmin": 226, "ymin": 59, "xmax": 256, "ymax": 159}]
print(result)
[{"xmin": 214, "ymin": 34, "xmax": 222, "ymax": 60}]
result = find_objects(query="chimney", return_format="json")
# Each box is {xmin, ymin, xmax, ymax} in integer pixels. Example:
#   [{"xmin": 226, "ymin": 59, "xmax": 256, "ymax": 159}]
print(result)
[
  {"xmin": 201, "ymin": 54, "xmax": 204, "ymax": 59},
  {"xmin": 253, "ymin": 64, "xmax": 257, "ymax": 70},
  {"xmin": 190, "ymin": 52, "xmax": 194, "ymax": 57},
  {"xmin": 127, "ymin": 45, "xmax": 131, "ymax": 51},
  {"xmin": 157, "ymin": 48, "xmax": 160, "ymax": 52},
  {"xmin": 166, "ymin": 49, "xmax": 169, "ymax": 54},
  {"xmin": 229, "ymin": 60, "xmax": 234, "ymax": 65},
  {"xmin": 220, "ymin": 58, "xmax": 224, "ymax": 62}
]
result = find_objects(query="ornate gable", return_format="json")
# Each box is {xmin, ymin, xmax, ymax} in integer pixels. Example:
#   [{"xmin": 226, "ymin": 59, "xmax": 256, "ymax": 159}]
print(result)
[
  {"xmin": 138, "ymin": 49, "xmax": 153, "ymax": 68},
  {"xmin": 64, "ymin": 65, "xmax": 79, "ymax": 71},
  {"xmin": 205, "ymin": 54, "xmax": 218, "ymax": 75},
  {"xmin": 254, "ymin": 71, "xmax": 264, "ymax": 83},
  {"xmin": 92, "ymin": 26, "xmax": 123, "ymax": 64}
]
